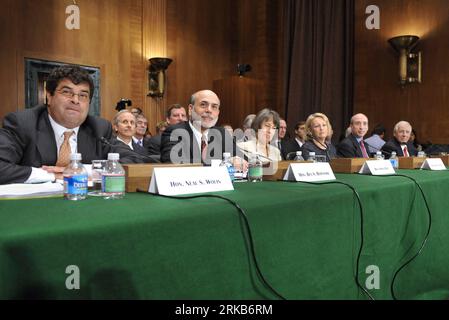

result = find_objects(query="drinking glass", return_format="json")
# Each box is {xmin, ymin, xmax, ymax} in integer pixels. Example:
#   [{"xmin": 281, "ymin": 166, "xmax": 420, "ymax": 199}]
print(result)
[{"xmin": 88, "ymin": 160, "xmax": 108, "ymax": 196}]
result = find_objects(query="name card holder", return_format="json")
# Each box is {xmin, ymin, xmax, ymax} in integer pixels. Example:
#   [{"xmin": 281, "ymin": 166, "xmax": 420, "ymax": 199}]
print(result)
[
  {"xmin": 330, "ymin": 158, "xmax": 367, "ymax": 173},
  {"xmin": 398, "ymin": 157, "xmax": 426, "ymax": 169},
  {"xmin": 420, "ymin": 158, "xmax": 447, "ymax": 171},
  {"xmin": 359, "ymin": 160, "xmax": 395, "ymax": 175},
  {"xmin": 283, "ymin": 162, "xmax": 336, "ymax": 182},
  {"xmin": 149, "ymin": 166, "xmax": 234, "ymax": 195}
]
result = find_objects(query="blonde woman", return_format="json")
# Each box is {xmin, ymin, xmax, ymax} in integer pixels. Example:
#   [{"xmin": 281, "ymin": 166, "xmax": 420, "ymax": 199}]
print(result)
[{"xmin": 302, "ymin": 112, "xmax": 337, "ymax": 162}]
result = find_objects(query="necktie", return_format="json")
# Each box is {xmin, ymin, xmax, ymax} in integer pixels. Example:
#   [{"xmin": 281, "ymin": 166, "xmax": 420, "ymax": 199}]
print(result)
[
  {"xmin": 403, "ymin": 145, "xmax": 409, "ymax": 157},
  {"xmin": 360, "ymin": 140, "xmax": 369, "ymax": 158},
  {"xmin": 56, "ymin": 131, "xmax": 74, "ymax": 167},
  {"xmin": 201, "ymin": 134, "xmax": 207, "ymax": 162},
  {"xmin": 139, "ymin": 139, "xmax": 143, "ymax": 147}
]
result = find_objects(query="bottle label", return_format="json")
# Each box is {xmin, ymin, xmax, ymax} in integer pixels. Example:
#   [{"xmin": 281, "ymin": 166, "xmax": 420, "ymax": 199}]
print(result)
[
  {"xmin": 227, "ymin": 165, "xmax": 235, "ymax": 181},
  {"xmin": 102, "ymin": 174, "xmax": 125, "ymax": 193},
  {"xmin": 249, "ymin": 166, "xmax": 263, "ymax": 178},
  {"xmin": 390, "ymin": 159, "xmax": 398, "ymax": 169},
  {"xmin": 64, "ymin": 174, "xmax": 88, "ymax": 195}
]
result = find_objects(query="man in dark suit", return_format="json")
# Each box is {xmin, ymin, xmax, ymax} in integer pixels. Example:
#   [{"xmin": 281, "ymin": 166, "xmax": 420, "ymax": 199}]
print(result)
[
  {"xmin": 147, "ymin": 104, "xmax": 187, "ymax": 156},
  {"xmin": 337, "ymin": 113, "xmax": 371, "ymax": 158},
  {"xmin": 133, "ymin": 114, "xmax": 152, "ymax": 149},
  {"xmin": 0, "ymin": 65, "xmax": 132, "ymax": 185},
  {"xmin": 281, "ymin": 121, "xmax": 306, "ymax": 160},
  {"xmin": 381, "ymin": 121, "xmax": 418, "ymax": 158},
  {"xmin": 161, "ymin": 90, "xmax": 244, "ymax": 167}
]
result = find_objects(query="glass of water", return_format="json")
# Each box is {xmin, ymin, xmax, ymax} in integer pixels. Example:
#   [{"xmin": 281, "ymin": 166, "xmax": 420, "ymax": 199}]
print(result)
[{"xmin": 88, "ymin": 160, "xmax": 108, "ymax": 196}]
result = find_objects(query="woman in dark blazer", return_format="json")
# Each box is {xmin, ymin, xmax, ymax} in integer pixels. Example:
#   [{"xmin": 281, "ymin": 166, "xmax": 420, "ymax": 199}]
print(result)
[{"xmin": 301, "ymin": 112, "xmax": 337, "ymax": 162}]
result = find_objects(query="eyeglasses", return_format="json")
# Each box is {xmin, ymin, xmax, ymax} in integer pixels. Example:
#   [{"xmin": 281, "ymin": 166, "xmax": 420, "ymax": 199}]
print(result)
[
  {"xmin": 119, "ymin": 119, "xmax": 136, "ymax": 126},
  {"xmin": 57, "ymin": 89, "xmax": 90, "ymax": 102}
]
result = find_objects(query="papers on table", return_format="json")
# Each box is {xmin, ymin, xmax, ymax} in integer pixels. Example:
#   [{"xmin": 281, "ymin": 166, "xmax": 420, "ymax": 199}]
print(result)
[{"xmin": 0, "ymin": 181, "xmax": 63, "ymax": 199}]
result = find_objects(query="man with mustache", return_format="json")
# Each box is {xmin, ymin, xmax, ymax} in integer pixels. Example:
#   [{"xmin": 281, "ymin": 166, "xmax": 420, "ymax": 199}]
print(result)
[
  {"xmin": 0, "ymin": 65, "xmax": 134, "ymax": 185},
  {"xmin": 161, "ymin": 90, "xmax": 244, "ymax": 168}
]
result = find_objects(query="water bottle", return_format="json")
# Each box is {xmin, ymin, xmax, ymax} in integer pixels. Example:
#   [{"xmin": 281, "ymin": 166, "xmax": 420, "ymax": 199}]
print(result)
[
  {"xmin": 220, "ymin": 152, "xmax": 235, "ymax": 182},
  {"xmin": 248, "ymin": 154, "xmax": 263, "ymax": 182},
  {"xmin": 389, "ymin": 151, "xmax": 399, "ymax": 169},
  {"xmin": 294, "ymin": 151, "xmax": 305, "ymax": 161},
  {"xmin": 102, "ymin": 153, "xmax": 126, "ymax": 199},
  {"xmin": 375, "ymin": 151, "xmax": 384, "ymax": 160},
  {"xmin": 308, "ymin": 152, "xmax": 316, "ymax": 162},
  {"xmin": 417, "ymin": 151, "xmax": 426, "ymax": 158},
  {"xmin": 63, "ymin": 153, "xmax": 88, "ymax": 201}
]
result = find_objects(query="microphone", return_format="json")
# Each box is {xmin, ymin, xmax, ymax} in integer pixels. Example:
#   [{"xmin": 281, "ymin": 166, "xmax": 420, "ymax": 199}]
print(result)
[
  {"xmin": 238, "ymin": 147, "xmax": 273, "ymax": 163},
  {"xmin": 306, "ymin": 133, "xmax": 331, "ymax": 161},
  {"xmin": 99, "ymin": 137, "xmax": 160, "ymax": 163},
  {"xmin": 285, "ymin": 151, "xmax": 300, "ymax": 160}
]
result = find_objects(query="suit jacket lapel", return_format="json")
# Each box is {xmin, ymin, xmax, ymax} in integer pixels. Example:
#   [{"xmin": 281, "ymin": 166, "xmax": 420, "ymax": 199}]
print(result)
[
  {"xmin": 78, "ymin": 125, "xmax": 98, "ymax": 163},
  {"xmin": 350, "ymin": 135, "xmax": 363, "ymax": 157},
  {"xmin": 36, "ymin": 109, "xmax": 58, "ymax": 165}
]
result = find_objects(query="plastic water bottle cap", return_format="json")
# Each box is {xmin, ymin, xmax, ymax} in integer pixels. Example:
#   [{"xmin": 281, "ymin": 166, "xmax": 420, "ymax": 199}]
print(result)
[
  {"xmin": 296, "ymin": 151, "xmax": 302, "ymax": 155},
  {"xmin": 223, "ymin": 152, "xmax": 231, "ymax": 158},
  {"xmin": 70, "ymin": 153, "xmax": 82, "ymax": 161},
  {"xmin": 108, "ymin": 153, "xmax": 120, "ymax": 161}
]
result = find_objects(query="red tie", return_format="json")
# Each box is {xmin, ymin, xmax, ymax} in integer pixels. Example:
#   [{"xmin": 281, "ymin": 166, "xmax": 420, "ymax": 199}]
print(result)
[
  {"xmin": 360, "ymin": 140, "xmax": 369, "ymax": 158},
  {"xmin": 201, "ymin": 135, "xmax": 207, "ymax": 162},
  {"xmin": 403, "ymin": 146, "xmax": 409, "ymax": 157}
]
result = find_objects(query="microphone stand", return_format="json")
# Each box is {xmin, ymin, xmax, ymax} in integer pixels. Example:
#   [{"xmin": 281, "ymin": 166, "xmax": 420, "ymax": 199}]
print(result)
[
  {"xmin": 100, "ymin": 137, "xmax": 160, "ymax": 163},
  {"xmin": 307, "ymin": 134, "xmax": 331, "ymax": 162}
]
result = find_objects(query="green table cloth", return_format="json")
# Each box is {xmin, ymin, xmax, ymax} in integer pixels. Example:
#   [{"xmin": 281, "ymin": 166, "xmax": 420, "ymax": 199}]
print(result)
[{"xmin": 1, "ymin": 170, "xmax": 448, "ymax": 299}]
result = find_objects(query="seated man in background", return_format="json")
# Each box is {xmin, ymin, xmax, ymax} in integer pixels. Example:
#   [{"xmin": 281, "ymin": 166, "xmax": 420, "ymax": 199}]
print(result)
[
  {"xmin": 0, "ymin": 65, "xmax": 120, "ymax": 184},
  {"xmin": 381, "ymin": 121, "xmax": 418, "ymax": 158},
  {"xmin": 133, "ymin": 114, "xmax": 152, "ymax": 148},
  {"xmin": 161, "ymin": 89, "xmax": 245, "ymax": 169},
  {"xmin": 147, "ymin": 104, "xmax": 186, "ymax": 155},
  {"xmin": 281, "ymin": 121, "xmax": 305, "ymax": 160},
  {"xmin": 337, "ymin": 113, "xmax": 370, "ymax": 158}
]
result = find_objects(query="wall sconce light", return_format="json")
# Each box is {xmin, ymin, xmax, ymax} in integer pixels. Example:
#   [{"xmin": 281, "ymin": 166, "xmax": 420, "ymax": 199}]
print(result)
[
  {"xmin": 148, "ymin": 57, "xmax": 173, "ymax": 98},
  {"xmin": 388, "ymin": 35, "xmax": 422, "ymax": 85}
]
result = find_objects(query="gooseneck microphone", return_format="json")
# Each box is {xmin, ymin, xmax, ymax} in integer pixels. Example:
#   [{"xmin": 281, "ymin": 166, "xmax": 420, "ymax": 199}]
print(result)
[
  {"xmin": 99, "ymin": 137, "xmax": 160, "ymax": 163},
  {"xmin": 306, "ymin": 133, "xmax": 331, "ymax": 161},
  {"xmin": 238, "ymin": 147, "xmax": 273, "ymax": 163}
]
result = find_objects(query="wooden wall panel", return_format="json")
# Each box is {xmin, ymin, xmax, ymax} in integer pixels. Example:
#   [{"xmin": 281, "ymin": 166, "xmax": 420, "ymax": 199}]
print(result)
[
  {"xmin": 0, "ymin": 0, "xmax": 146, "ymax": 123},
  {"xmin": 1, "ymin": 0, "xmax": 285, "ymax": 136},
  {"xmin": 166, "ymin": 0, "xmax": 234, "ymax": 111},
  {"xmin": 355, "ymin": 0, "xmax": 449, "ymax": 144},
  {"xmin": 0, "ymin": 0, "xmax": 20, "ymax": 121},
  {"xmin": 166, "ymin": 0, "xmax": 285, "ymax": 130},
  {"xmin": 143, "ymin": 0, "xmax": 167, "ymax": 135}
]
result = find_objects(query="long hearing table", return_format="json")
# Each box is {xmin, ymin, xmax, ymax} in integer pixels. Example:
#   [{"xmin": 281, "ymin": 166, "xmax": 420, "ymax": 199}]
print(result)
[{"xmin": 1, "ymin": 169, "xmax": 449, "ymax": 300}]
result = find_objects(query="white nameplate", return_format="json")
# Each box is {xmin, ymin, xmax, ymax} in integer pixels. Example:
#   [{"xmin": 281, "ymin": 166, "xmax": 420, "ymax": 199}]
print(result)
[
  {"xmin": 359, "ymin": 160, "xmax": 395, "ymax": 175},
  {"xmin": 149, "ymin": 166, "xmax": 234, "ymax": 195},
  {"xmin": 420, "ymin": 158, "xmax": 446, "ymax": 171},
  {"xmin": 283, "ymin": 163, "xmax": 336, "ymax": 182}
]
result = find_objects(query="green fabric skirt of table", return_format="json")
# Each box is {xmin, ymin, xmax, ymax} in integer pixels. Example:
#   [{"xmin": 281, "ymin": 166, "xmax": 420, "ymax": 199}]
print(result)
[{"xmin": 1, "ymin": 169, "xmax": 449, "ymax": 299}]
